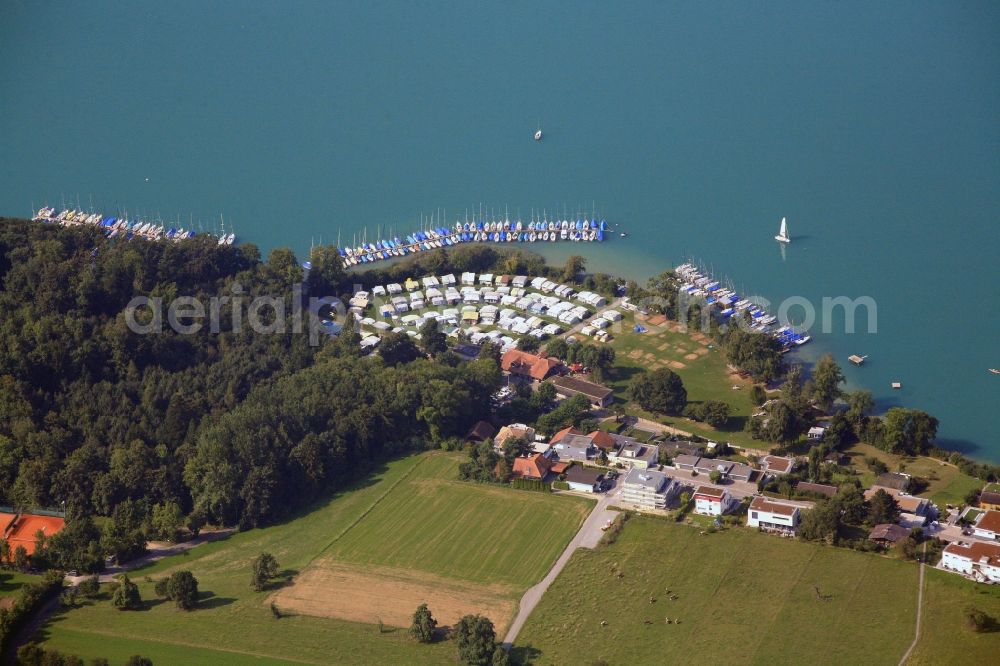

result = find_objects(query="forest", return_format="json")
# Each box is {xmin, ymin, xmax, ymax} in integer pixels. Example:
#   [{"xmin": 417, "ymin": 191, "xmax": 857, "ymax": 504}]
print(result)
[{"xmin": 0, "ymin": 219, "xmax": 529, "ymax": 570}]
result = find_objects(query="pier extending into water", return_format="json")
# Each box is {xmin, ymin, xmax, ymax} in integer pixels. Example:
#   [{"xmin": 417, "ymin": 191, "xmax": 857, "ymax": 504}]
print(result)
[
  {"xmin": 31, "ymin": 207, "xmax": 234, "ymax": 245},
  {"xmin": 675, "ymin": 262, "xmax": 811, "ymax": 352},
  {"xmin": 336, "ymin": 214, "xmax": 611, "ymax": 267}
]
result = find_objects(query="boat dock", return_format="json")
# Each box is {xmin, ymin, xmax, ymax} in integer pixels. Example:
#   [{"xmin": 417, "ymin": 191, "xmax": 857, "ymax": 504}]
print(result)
[
  {"xmin": 31, "ymin": 207, "xmax": 232, "ymax": 245},
  {"xmin": 336, "ymin": 214, "xmax": 610, "ymax": 267},
  {"xmin": 31, "ymin": 207, "xmax": 610, "ymax": 264},
  {"xmin": 674, "ymin": 262, "xmax": 811, "ymax": 352}
]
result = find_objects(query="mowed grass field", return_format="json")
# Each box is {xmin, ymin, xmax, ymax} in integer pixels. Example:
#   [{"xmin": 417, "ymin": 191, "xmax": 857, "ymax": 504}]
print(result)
[
  {"xmin": 516, "ymin": 517, "xmax": 920, "ymax": 665},
  {"xmin": 37, "ymin": 452, "xmax": 591, "ymax": 665},
  {"xmin": 606, "ymin": 312, "xmax": 758, "ymax": 447},
  {"xmin": 323, "ymin": 453, "xmax": 590, "ymax": 587},
  {"xmin": 906, "ymin": 568, "xmax": 1000, "ymax": 665}
]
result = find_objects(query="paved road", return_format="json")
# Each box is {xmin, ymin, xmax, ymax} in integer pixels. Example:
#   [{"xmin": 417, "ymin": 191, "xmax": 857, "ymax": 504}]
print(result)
[
  {"xmin": 502, "ymin": 482, "xmax": 623, "ymax": 647},
  {"xmin": 64, "ymin": 529, "xmax": 234, "ymax": 584}
]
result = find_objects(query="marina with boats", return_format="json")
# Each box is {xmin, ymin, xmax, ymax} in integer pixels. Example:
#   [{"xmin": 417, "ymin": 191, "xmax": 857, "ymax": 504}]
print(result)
[
  {"xmin": 31, "ymin": 207, "xmax": 235, "ymax": 245},
  {"xmin": 674, "ymin": 262, "xmax": 811, "ymax": 352},
  {"xmin": 334, "ymin": 211, "xmax": 611, "ymax": 267},
  {"xmin": 30, "ymin": 205, "xmax": 611, "ymax": 265}
]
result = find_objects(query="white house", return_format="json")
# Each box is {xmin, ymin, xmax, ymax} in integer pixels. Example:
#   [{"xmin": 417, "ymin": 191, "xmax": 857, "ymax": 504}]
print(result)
[
  {"xmin": 621, "ymin": 468, "xmax": 677, "ymax": 510},
  {"xmin": 940, "ymin": 541, "xmax": 1000, "ymax": 583},
  {"xmin": 747, "ymin": 496, "xmax": 801, "ymax": 536},
  {"xmin": 972, "ymin": 510, "xmax": 1000, "ymax": 540},
  {"xmin": 693, "ymin": 486, "xmax": 735, "ymax": 516},
  {"xmin": 807, "ymin": 426, "xmax": 826, "ymax": 440}
]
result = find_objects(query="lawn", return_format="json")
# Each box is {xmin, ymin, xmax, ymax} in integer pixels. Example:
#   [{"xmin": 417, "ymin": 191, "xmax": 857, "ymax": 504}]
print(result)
[
  {"xmin": 0, "ymin": 570, "xmax": 42, "ymax": 600},
  {"xmin": 515, "ymin": 517, "xmax": 920, "ymax": 665},
  {"xmin": 844, "ymin": 443, "xmax": 983, "ymax": 507},
  {"xmin": 606, "ymin": 312, "xmax": 759, "ymax": 447},
  {"xmin": 36, "ymin": 452, "xmax": 591, "ymax": 665},
  {"xmin": 906, "ymin": 568, "xmax": 1000, "ymax": 665}
]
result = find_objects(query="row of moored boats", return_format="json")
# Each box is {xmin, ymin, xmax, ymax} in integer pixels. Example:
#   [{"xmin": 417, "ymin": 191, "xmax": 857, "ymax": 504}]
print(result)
[
  {"xmin": 339, "ymin": 216, "xmax": 610, "ymax": 267},
  {"xmin": 31, "ymin": 207, "xmax": 235, "ymax": 245},
  {"xmin": 674, "ymin": 263, "xmax": 811, "ymax": 349}
]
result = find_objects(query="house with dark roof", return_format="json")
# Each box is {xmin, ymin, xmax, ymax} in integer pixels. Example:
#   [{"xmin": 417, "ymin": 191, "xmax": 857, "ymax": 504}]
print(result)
[
  {"xmin": 673, "ymin": 454, "xmax": 701, "ymax": 471},
  {"xmin": 565, "ymin": 466, "xmax": 605, "ymax": 493},
  {"xmin": 549, "ymin": 375, "xmax": 614, "ymax": 408},
  {"xmin": 868, "ymin": 523, "xmax": 910, "ymax": 546},
  {"xmin": 465, "ymin": 421, "xmax": 496, "ymax": 444},
  {"xmin": 501, "ymin": 349, "xmax": 561, "ymax": 382},
  {"xmin": 981, "ymin": 491, "xmax": 1000, "ymax": 511},
  {"xmin": 796, "ymin": 482, "xmax": 839, "ymax": 499},
  {"xmin": 875, "ymin": 472, "xmax": 911, "ymax": 492}
]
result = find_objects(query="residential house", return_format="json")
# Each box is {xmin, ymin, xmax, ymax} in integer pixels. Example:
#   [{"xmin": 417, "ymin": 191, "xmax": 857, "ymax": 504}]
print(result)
[
  {"xmin": 552, "ymin": 433, "xmax": 595, "ymax": 463},
  {"xmin": 695, "ymin": 458, "xmax": 736, "ymax": 478},
  {"xmin": 807, "ymin": 426, "xmax": 827, "ymax": 440},
  {"xmin": 941, "ymin": 541, "xmax": 1000, "ymax": 583},
  {"xmin": 875, "ymin": 472, "xmax": 911, "ymax": 492},
  {"xmin": 760, "ymin": 455, "xmax": 796, "ymax": 476},
  {"xmin": 747, "ymin": 496, "xmax": 801, "ymax": 536},
  {"xmin": 868, "ymin": 523, "xmax": 910, "ymax": 546},
  {"xmin": 608, "ymin": 440, "xmax": 658, "ymax": 470},
  {"xmin": 862, "ymin": 486, "xmax": 933, "ymax": 528},
  {"xmin": 979, "ymin": 491, "xmax": 1000, "ymax": 511},
  {"xmin": 587, "ymin": 430, "xmax": 617, "ymax": 451},
  {"xmin": 796, "ymin": 482, "xmax": 839, "ymax": 499},
  {"xmin": 550, "ymin": 426, "xmax": 584, "ymax": 446},
  {"xmin": 972, "ymin": 510, "xmax": 1000, "ymax": 541},
  {"xmin": 465, "ymin": 421, "xmax": 496, "ymax": 444},
  {"xmin": 494, "ymin": 424, "xmax": 536, "ymax": 449},
  {"xmin": 621, "ymin": 468, "xmax": 677, "ymax": 510},
  {"xmin": 501, "ymin": 349, "xmax": 561, "ymax": 382},
  {"xmin": 549, "ymin": 375, "xmax": 615, "ymax": 408},
  {"xmin": 565, "ymin": 466, "xmax": 605, "ymax": 493},
  {"xmin": 727, "ymin": 463, "xmax": 754, "ymax": 482},
  {"xmin": 511, "ymin": 454, "xmax": 552, "ymax": 481},
  {"xmin": 673, "ymin": 454, "xmax": 701, "ymax": 472},
  {"xmin": 694, "ymin": 486, "xmax": 735, "ymax": 516}
]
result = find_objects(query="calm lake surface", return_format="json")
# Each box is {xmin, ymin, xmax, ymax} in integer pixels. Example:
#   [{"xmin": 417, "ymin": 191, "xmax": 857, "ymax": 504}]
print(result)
[{"xmin": 1, "ymin": 2, "xmax": 997, "ymax": 458}]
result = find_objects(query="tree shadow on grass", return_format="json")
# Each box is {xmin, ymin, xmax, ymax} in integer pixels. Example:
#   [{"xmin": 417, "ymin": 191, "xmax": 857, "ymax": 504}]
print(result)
[
  {"xmin": 508, "ymin": 644, "xmax": 542, "ymax": 665},
  {"xmin": 198, "ymin": 590, "xmax": 236, "ymax": 610},
  {"xmin": 267, "ymin": 568, "xmax": 300, "ymax": 591}
]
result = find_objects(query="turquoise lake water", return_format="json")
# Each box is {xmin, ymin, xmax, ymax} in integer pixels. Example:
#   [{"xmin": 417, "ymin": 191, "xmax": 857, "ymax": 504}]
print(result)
[{"xmin": 1, "ymin": 2, "xmax": 998, "ymax": 458}]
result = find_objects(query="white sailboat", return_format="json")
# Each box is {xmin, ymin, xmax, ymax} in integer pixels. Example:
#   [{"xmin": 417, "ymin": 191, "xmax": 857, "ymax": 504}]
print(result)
[{"xmin": 774, "ymin": 217, "xmax": 790, "ymax": 243}]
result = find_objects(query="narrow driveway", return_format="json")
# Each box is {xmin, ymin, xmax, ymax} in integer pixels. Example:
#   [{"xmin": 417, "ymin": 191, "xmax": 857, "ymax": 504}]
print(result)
[
  {"xmin": 898, "ymin": 544, "xmax": 927, "ymax": 665},
  {"xmin": 64, "ymin": 528, "xmax": 234, "ymax": 584},
  {"xmin": 503, "ymin": 481, "xmax": 623, "ymax": 647}
]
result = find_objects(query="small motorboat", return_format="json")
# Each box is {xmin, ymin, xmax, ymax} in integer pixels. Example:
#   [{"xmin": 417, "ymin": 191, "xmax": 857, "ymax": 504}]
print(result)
[
  {"xmin": 990, "ymin": 368, "xmax": 1000, "ymax": 375},
  {"xmin": 534, "ymin": 128, "xmax": 542, "ymax": 141}
]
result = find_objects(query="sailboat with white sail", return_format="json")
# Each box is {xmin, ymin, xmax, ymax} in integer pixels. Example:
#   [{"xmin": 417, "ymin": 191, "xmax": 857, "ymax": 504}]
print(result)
[{"xmin": 774, "ymin": 217, "xmax": 790, "ymax": 243}]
